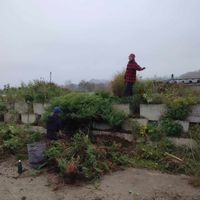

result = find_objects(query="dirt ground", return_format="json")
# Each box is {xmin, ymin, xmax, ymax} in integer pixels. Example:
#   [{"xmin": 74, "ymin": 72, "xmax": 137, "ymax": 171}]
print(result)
[{"xmin": 0, "ymin": 158, "xmax": 200, "ymax": 200}]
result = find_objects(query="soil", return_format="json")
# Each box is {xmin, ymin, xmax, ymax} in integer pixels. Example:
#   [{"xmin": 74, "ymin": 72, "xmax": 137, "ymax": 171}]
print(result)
[{"xmin": 0, "ymin": 157, "xmax": 199, "ymax": 200}]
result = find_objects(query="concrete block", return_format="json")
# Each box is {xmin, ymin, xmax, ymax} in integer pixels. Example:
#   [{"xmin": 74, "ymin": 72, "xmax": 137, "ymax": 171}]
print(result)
[
  {"xmin": 6, "ymin": 103, "xmax": 14, "ymax": 110},
  {"xmin": 19, "ymin": 125, "xmax": 46, "ymax": 134},
  {"xmin": 92, "ymin": 122, "xmax": 112, "ymax": 130},
  {"xmin": 187, "ymin": 116, "xmax": 200, "ymax": 123},
  {"xmin": 4, "ymin": 112, "xmax": 20, "ymax": 123},
  {"xmin": 190, "ymin": 104, "xmax": 200, "ymax": 116},
  {"xmin": 122, "ymin": 118, "xmax": 148, "ymax": 131},
  {"xmin": 140, "ymin": 104, "xmax": 166, "ymax": 121},
  {"xmin": 30, "ymin": 126, "xmax": 46, "ymax": 133},
  {"xmin": 175, "ymin": 120, "xmax": 189, "ymax": 132},
  {"xmin": 168, "ymin": 137, "xmax": 197, "ymax": 148},
  {"xmin": 21, "ymin": 114, "xmax": 37, "ymax": 124},
  {"xmin": 187, "ymin": 104, "xmax": 200, "ymax": 123},
  {"xmin": 33, "ymin": 103, "xmax": 49, "ymax": 115},
  {"xmin": 14, "ymin": 102, "xmax": 29, "ymax": 114},
  {"xmin": 92, "ymin": 130, "xmax": 133, "ymax": 142},
  {"xmin": 112, "ymin": 104, "xmax": 130, "ymax": 115}
]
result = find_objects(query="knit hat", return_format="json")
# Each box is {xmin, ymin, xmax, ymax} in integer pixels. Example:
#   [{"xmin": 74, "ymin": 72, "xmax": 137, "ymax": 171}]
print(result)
[
  {"xmin": 53, "ymin": 106, "xmax": 61, "ymax": 113},
  {"xmin": 129, "ymin": 53, "xmax": 135, "ymax": 58}
]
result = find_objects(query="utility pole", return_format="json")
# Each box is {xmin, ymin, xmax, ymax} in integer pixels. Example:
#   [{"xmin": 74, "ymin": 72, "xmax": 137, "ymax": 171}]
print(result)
[{"xmin": 50, "ymin": 72, "xmax": 52, "ymax": 83}]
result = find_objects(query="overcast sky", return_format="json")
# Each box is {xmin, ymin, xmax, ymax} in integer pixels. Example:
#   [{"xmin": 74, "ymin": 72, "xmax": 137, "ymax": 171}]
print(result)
[{"xmin": 0, "ymin": 0, "xmax": 200, "ymax": 87}]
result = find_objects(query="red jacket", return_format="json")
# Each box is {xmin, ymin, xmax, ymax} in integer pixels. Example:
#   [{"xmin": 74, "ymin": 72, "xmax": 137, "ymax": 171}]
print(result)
[{"xmin": 124, "ymin": 60, "xmax": 143, "ymax": 83}]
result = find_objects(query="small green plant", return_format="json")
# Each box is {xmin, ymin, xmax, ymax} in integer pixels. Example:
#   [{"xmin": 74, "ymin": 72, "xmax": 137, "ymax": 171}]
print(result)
[
  {"xmin": 30, "ymin": 169, "xmax": 41, "ymax": 177},
  {"xmin": 143, "ymin": 93, "xmax": 163, "ymax": 104},
  {"xmin": 132, "ymin": 121, "xmax": 147, "ymax": 141},
  {"xmin": 135, "ymin": 143, "xmax": 163, "ymax": 161},
  {"xmin": 0, "ymin": 124, "xmax": 45, "ymax": 157},
  {"xmin": 147, "ymin": 122, "xmax": 165, "ymax": 141},
  {"xmin": 45, "ymin": 141, "xmax": 64, "ymax": 159},
  {"xmin": 105, "ymin": 110, "xmax": 127, "ymax": 127},
  {"xmin": 27, "ymin": 131, "xmax": 43, "ymax": 143},
  {"xmin": 164, "ymin": 92, "xmax": 198, "ymax": 120},
  {"xmin": 159, "ymin": 118, "xmax": 183, "ymax": 137}
]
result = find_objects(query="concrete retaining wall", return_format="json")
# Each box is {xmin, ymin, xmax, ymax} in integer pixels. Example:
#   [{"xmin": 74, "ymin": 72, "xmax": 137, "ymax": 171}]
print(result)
[
  {"xmin": 92, "ymin": 130, "xmax": 133, "ymax": 142},
  {"xmin": 21, "ymin": 114, "xmax": 37, "ymax": 124},
  {"xmin": 33, "ymin": 103, "xmax": 49, "ymax": 115},
  {"xmin": 140, "ymin": 104, "xmax": 166, "ymax": 121},
  {"xmin": 122, "ymin": 118, "xmax": 148, "ymax": 131},
  {"xmin": 14, "ymin": 102, "xmax": 29, "ymax": 114},
  {"xmin": 112, "ymin": 104, "xmax": 130, "ymax": 115},
  {"xmin": 168, "ymin": 137, "xmax": 197, "ymax": 148},
  {"xmin": 4, "ymin": 112, "xmax": 20, "ymax": 123},
  {"xmin": 187, "ymin": 104, "xmax": 200, "ymax": 123},
  {"xmin": 175, "ymin": 120, "xmax": 189, "ymax": 132},
  {"xmin": 92, "ymin": 122, "xmax": 113, "ymax": 130}
]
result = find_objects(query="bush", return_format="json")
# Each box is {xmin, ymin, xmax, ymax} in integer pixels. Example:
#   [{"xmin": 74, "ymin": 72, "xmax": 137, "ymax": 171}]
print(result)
[
  {"xmin": 165, "ymin": 97, "xmax": 191, "ymax": 120},
  {"xmin": 2, "ymin": 80, "xmax": 69, "ymax": 104},
  {"xmin": 135, "ymin": 143, "xmax": 163, "ymax": 161},
  {"xmin": 45, "ymin": 132, "xmax": 133, "ymax": 181},
  {"xmin": 159, "ymin": 119, "xmax": 183, "ymax": 137},
  {"xmin": 147, "ymin": 122, "xmax": 165, "ymax": 141},
  {"xmin": 0, "ymin": 100, "xmax": 6, "ymax": 116},
  {"xmin": 21, "ymin": 80, "xmax": 69, "ymax": 103},
  {"xmin": 0, "ymin": 123, "xmax": 44, "ymax": 158},
  {"xmin": 132, "ymin": 121, "xmax": 143, "ymax": 139},
  {"xmin": 111, "ymin": 71, "xmax": 125, "ymax": 97},
  {"xmin": 44, "ymin": 93, "xmax": 127, "ymax": 130}
]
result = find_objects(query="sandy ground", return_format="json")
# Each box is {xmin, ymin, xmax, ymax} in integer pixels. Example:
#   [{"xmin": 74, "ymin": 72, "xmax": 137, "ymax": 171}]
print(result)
[{"xmin": 0, "ymin": 158, "xmax": 200, "ymax": 200}]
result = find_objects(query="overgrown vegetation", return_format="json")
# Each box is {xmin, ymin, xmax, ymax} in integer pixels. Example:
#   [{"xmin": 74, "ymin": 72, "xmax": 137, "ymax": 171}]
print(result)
[
  {"xmin": 0, "ymin": 123, "xmax": 44, "ymax": 159},
  {"xmin": 1, "ymin": 77, "xmax": 200, "ymax": 185},
  {"xmin": 2, "ymin": 80, "xmax": 69, "ymax": 103},
  {"xmin": 43, "ymin": 92, "xmax": 127, "ymax": 131},
  {"xmin": 45, "ymin": 132, "xmax": 133, "ymax": 182},
  {"xmin": 110, "ymin": 71, "xmax": 125, "ymax": 97}
]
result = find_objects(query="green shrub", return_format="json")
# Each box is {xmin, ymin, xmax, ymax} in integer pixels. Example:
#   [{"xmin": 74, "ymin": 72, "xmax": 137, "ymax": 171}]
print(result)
[
  {"xmin": 2, "ymin": 80, "xmax": 69, "ymax": 104},
  {"xmin": 164, "ymin": 97, "xmax": 193, "ymax": 120},
  {"xmin": 44, "ymin": 132, "xmax": 133, "ymax": 181},
  {"xmin": 132, "ymin": 121, "xmax": 141, "ymax": 139},
  {"xmin": 132, "ymin": 121, "xmax": 148, "ymax": 141},
  {"xmin": 45, "ymin": 141, "xmax": 64, "ymax": 159},
  {"xmin": 0, "ymin": 123, "xmax": 45, "ymax": 158},
  {"xmin": 147, "ymin": 122, "xmax": 165, "ymax": 141},
  {"xmin": 27, "ymin": 131, "xmax": 43, "ymax": 143},
  {"xmin": 159, "ymin": 119, "xmax": 183, "ymax": 137},
  {"xmin": 106, "ymin": 142, "xmax": 131, "ymax": 165},
  {"xmin": 45, "ymin": 93, "xmax": 127, "ymax": 130},
  {"xmin": 0, "ymin": 100, "xmax": 6, "ymax": 115},
  {"xmin": 111, "ymin": 71, "xmax": 125, "ymax": 97},
  {"xmin": 62, "ymin": 132, "xmax": 99, "ymax": 180},
  {"xmin": 135, "ymin": 143, "xmax": 163, "ymax": 161},
  {"xmin": 143, "ymin": 93, "xmax": 164, "ymax": 104}
]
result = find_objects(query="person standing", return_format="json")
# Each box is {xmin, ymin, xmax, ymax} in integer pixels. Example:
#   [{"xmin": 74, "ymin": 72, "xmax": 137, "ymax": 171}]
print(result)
[
  {"xmin": 124, "ymin": 53, "xmax": 145, "ymax": 96},
  {"xmin": 46, "ymin": 106, "xmax": 62, "ymax": 140}
]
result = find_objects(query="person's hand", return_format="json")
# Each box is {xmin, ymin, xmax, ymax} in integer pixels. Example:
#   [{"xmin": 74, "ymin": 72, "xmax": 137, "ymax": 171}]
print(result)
[{"xmin": 142, "ymin": 67, "xmax": 146, "ymax": 70}]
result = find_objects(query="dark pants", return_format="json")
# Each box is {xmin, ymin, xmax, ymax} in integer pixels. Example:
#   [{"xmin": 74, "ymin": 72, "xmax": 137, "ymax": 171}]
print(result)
[
  {"xmin": 125, "ymin": 82, "xmax": 133, "ymax": 96},
  {"xmin": 47, "ymin": 131, "xmax": 58, "ymax": 140}
]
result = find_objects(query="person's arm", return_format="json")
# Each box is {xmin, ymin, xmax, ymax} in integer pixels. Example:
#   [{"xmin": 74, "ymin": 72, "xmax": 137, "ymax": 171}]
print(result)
[{"xmin": 128, "ymin": 61, "xmax": 145, "ymax": 71}]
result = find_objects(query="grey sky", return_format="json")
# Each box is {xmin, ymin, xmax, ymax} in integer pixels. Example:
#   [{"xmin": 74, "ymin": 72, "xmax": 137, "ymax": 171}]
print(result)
[{"xmin": 0, "ymin": 0, "xmax": 200, "ymax": 87}]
